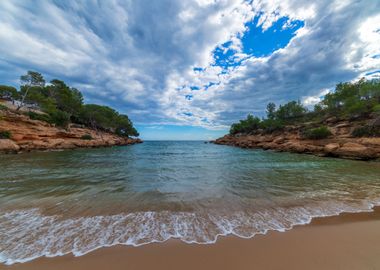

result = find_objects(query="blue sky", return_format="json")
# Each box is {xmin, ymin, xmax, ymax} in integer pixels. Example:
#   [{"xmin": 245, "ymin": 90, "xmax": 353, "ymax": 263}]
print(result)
[
  {"xmin": 137, "ymin": 125, "xmax": 226, "ymax": 141},
  {"xmin": 0, "ymin": 1, "xmax": 379, "ymax": 140}
]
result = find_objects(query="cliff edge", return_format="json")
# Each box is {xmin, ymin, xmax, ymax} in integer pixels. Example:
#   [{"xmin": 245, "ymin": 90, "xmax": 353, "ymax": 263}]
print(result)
[
  {"xmin": 0, "ymin": 109, "xmax": 142, "ymax": 153},
  {"xmin": 212, "ymin": 117, "xmax": 380, "ymax": 160}
]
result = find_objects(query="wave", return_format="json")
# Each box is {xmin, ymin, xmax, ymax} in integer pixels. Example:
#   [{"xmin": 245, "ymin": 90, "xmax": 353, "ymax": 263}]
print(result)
[{"xmin": 1, "ymin": 199, "xmax": 379, "ymax": 265}]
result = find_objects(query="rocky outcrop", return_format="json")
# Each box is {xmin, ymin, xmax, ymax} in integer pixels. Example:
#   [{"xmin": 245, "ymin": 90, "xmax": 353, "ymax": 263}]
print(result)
[
  {"xmin": 0, "ymin": 139, "xmax": 20, "ymax": 153},
  {"xmin": 212, "ymin": 118, "xmax": 380, "ymax": 160},
  {"xmin": 0, "ymin": 110, "xmax": 142, "ymax": 153}
]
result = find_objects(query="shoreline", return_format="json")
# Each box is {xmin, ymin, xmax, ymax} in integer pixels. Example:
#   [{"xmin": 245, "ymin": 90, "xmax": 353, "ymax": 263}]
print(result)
[
  {"xmin": 2, "ymin": 207, "xmax": 380, "ymax": 270},
  {"xmin": 212, "ymin": 133, "xmax": 380, "ymax": 161},
  {"xmin": 0, "ymin": 109, "xmax": 142, "ymax": 153}
]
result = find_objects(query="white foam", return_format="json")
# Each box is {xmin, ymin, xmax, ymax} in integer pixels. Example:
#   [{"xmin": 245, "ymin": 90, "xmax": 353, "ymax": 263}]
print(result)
[{"xmin": 1, "ymin": 199, "xmax": 379, "ymax": 265}]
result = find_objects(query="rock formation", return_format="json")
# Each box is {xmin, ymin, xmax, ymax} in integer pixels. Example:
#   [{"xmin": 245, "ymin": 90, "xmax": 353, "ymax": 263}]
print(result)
[
  {"xmin": 0, "ymin": 110, "xmax": 142, "ymax": 153},
  {"xmin": 212, "ymin": 118, "xmax": 380, "ymax": 160}
]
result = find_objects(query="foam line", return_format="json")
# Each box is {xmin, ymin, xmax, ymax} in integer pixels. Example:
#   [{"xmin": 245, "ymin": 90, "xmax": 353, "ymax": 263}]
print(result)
[{"xmin": 1, "ymin": 199, "xmax": 379, "ymax": 265}]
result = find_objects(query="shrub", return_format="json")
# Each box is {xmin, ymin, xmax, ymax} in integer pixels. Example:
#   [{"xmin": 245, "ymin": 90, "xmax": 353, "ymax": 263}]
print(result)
[
  {"xmin": 373, "ymin": 104, "xmax": 380, "ymax": 113},
  {"xmin": 0, "ymin": 104, "xmax": 8, "ymax": 111},
  {"xmin": 0, "ymin": 85, "xmax": 19, "ymax": 100},
  {"xmin": 27, "ymin": 111, "xmax": 52, "ymax": 123},
  {"xmin": 352, "ymin": 125, "xmax": 380, "ymax": 137},
  {"xmin": 49, "ymin": 110, "xmax": 70, "ymax": 127},
  {"xmin": 81, "ymin": 134, "xmax": 93, "ymax": 140},
  {"xmin": 0, "ymin": 130, "xmax": 11, "ymax": 139},
  {"xmin": 259, "ymin": 119, "xmax": 284, "ymax": 133},
  {"xmin": 303, "ymin": 126, "xmax": 332, "ymax": 140},
  {"xmin": 345, "ymin": 100, "xmax": 368, "ymax": 115}
]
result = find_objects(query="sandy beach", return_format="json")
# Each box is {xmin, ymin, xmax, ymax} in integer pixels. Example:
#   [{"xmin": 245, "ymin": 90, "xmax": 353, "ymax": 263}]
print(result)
[{"xmin": 2, "ymin": 207, "xmax": 380, "ymax": 270}]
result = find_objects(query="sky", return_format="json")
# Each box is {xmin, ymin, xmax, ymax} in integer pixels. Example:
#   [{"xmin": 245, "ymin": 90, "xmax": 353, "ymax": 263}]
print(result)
[{"xmin": 0, "ymin": 0, "xmax": 379, "ymax": 140}]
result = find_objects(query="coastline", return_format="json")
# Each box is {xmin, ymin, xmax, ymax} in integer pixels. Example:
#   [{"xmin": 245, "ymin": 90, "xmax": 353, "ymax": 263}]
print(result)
[
  {"xmin": 2, "ymin": 207, "xmax": 380, "ymax": 270},
  {"xmin": 0, "ymin": 109, "xmax": 142, "ymax": 153},
  {"xmin": 211, "ymin": 126, "xmax": 380, "ymax": 161}
]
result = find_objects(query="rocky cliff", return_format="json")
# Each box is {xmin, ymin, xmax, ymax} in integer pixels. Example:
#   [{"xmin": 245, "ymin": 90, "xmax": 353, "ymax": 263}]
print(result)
[
  {"xmin": 212, "ymin": 118, "xmax": 380, "ymax": 160},
  {"xmin": 0, "ymin": 110, "xmax": 142, "ymax": 153}
]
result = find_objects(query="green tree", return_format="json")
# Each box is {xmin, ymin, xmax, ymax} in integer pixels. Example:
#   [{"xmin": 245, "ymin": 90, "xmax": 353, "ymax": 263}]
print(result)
[
  {"xmin": 266, "ymin": 102, "xmax": 276, "ymax": 120},
  {"xmin": 22, "ymin": 86, "xmax": 56, "ymax": 112},
  {"xmin": 47, "ymin": 80, "xmax": 83, "ymax": 117},
  {"xmin": 50, "ymin": 110, "xmax": 70, "ymax": 128},
  {"xmin": 275, "ymin": 100, "xmax": 306, "ymax": 121},
  {"xmin": 3, "ymin": 71, "xmax": 140, "ymax": 137},
  {"xmin": 0, "ymin": 85, "xmax": 19, "ymax": 100},
  {"xmin": 115, "ymin": 114, "xmax": 139, "ymax": 137},
  {"xmin": 359, "ymin": 79, "xmax": 380, "ymax": 110},
  {"xmin": 229, "ymin": 79, "xmax": 380, "ymax": 136},
  {"xmin": 18, "ymin": 71, "xmax": 45, "ymax": 110},
  {"xmin": 78, "ymin": 105, "xmax": 139, "ymax": 136},
  {"xmin": 230, "ymin": 114, "xmax": 261, "ymax": 135}
]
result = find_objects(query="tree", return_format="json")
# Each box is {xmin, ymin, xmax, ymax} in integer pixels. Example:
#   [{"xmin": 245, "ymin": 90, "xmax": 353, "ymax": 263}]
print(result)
[
  {"xmin": 2, "ymin": 71, "xmax": 140, "ymax": 137},
  {"xmin": 321, "ymin": 79, "xmax": 380, "ymax": 117},
  {"xmin": 360, "ymin": 79, "xmax": 380, "ymax": 104},
  {"xmin": 50, "ymin": 110, "xmax": 71, "ymax": 128},
  {"xmin": 229, "ymin": 79, "xmax": 380, "ymax": 136},
  {"xmin": 0, "ymin": 85, "xmax": 19, "ymax": 101},
  {"xmin": 275, "ymin": 100, "xmax": 306, "ymax": 121},
  {"xmin": 79, "ymin": 104, "xmax": 118, "ymax": 130},
  {"xmin": 17, "ymin": 71, "xmax": 45, "ymax": 110},
  {"xmin": 115, "ymin": 114, "xmax": 139, "ymax": 137},
  {"xmin": 266, "ymin": 102, "xmax": 276, "ymax": 120},
  {"xmin": 23, "ymin": 86, "xmax": 56, "ymax": 112},
  {"xmin": 47, "ymin": 80, "xmax": 83, "ymax": 117},
  {"xmin": 230, "ymin": 114, "xmax": 261, "ymax": 134}
]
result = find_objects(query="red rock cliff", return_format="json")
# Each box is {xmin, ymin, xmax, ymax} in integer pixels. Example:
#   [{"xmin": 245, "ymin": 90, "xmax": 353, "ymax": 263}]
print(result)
[
  {"xmin": 212, "ymin": 118, "xmax": 380, "ymax": 160},
  {"xmin": 0, "ymin": 110, "xmax": 142, "ymax": 153}
]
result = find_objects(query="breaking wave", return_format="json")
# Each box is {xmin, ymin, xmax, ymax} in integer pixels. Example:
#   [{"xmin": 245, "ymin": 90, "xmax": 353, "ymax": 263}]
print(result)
[{"xmin": 1, "ymin": 199, "xmax": 379, "ymax": 265}]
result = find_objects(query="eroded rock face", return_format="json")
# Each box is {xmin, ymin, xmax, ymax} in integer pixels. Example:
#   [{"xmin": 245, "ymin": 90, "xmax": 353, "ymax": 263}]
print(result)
[
  {"xmin": 0, "ymin": 139, "xmax": 20, "ymax": 153},
  {"xmin": 211, "ymin": 118, "xmax": 380, "ymax": 160},
  {"xmin": 336, "ymin": 142, "xmax": 374, "ymax": 160},
  {"xmin": 0, "ymin": 110, "xmax": 142, "ymax": 153},
  {"xmin": 324, "ymin": 143, "xmax": 340, "ymax": 154}
]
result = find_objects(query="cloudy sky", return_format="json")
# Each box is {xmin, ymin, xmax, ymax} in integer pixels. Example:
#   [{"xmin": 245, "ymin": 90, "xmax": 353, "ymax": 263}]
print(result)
[{"xmin": 0, "ymin": 0, "xmax": 379, "ymax": 140}]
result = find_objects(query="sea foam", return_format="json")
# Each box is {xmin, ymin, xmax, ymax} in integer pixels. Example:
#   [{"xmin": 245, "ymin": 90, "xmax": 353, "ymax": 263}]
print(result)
[{"xmin": 0, "ymin": 199, "xmax": 378, "ymax": 265}]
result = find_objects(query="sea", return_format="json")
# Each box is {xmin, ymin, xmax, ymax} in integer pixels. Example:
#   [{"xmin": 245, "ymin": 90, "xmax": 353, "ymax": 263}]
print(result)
[{"xmin": 0, "ymin": 141, "xmax": 380, "ymax": 264}]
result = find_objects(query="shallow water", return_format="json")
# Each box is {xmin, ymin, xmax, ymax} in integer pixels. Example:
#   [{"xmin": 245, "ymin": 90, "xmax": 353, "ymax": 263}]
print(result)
[{"xmin": 0, "ymin": 141, "xmax": 380, "ymax": 264}]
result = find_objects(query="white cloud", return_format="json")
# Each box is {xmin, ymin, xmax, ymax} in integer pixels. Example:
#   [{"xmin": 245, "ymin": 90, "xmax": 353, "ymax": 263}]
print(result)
[
  {"xmin": 0, "ymin": 0, "xmax": 379, "ymax": 129},
  {"xmin": 302, "ymin": 89, "xmax": 331, "ymax": 107}
]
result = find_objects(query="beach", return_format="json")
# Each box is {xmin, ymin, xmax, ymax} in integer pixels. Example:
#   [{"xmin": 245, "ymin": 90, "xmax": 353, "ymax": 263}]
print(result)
[
  {"xmin": 2, "ymin": 207, "xmax": 380, "ymax": 270},
  {"xmin": 1, "ymin": 2, "xmax": 380, "ymax": 270},
  {"xmin": 1, "ymin": 142, "xmax": 379, "ymax": 269}
]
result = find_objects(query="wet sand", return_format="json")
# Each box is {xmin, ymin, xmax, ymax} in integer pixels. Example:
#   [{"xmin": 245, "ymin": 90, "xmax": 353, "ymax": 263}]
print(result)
[{"xmin": 2, "ymin": 207, "xmax": 380, "ymax": 270}]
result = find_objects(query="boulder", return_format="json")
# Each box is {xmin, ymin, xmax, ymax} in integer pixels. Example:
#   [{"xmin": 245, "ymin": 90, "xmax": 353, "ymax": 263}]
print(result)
[
  {"xmin": 284, "ymin": 141, "xmax": 307, "ymax": 153},
  {"xmin": 324, "ymin": 143, "xmax": 340, "ymax": 153},
  {"xmin": 0, "ymin": 139, "xmax": 20, "ymax": 153},
  {"xmin": 336, "ymin": 142, "xmax": 375, "ymax": 159}
]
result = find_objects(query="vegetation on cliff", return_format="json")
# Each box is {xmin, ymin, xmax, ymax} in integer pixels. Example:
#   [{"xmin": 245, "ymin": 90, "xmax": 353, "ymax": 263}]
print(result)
[
  {"xmin": 230, "ymin": 79, "xmax": 380, "ymax": 138},
  {"xmin": 0, "ymin": 71, "xmax": 139, "ymax": 137}
]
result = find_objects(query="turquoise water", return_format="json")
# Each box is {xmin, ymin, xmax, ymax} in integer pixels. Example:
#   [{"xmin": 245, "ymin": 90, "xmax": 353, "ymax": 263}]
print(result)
[{"xmin": 0, "ymin": 141, "xmax": 380, "ymax": 264}]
